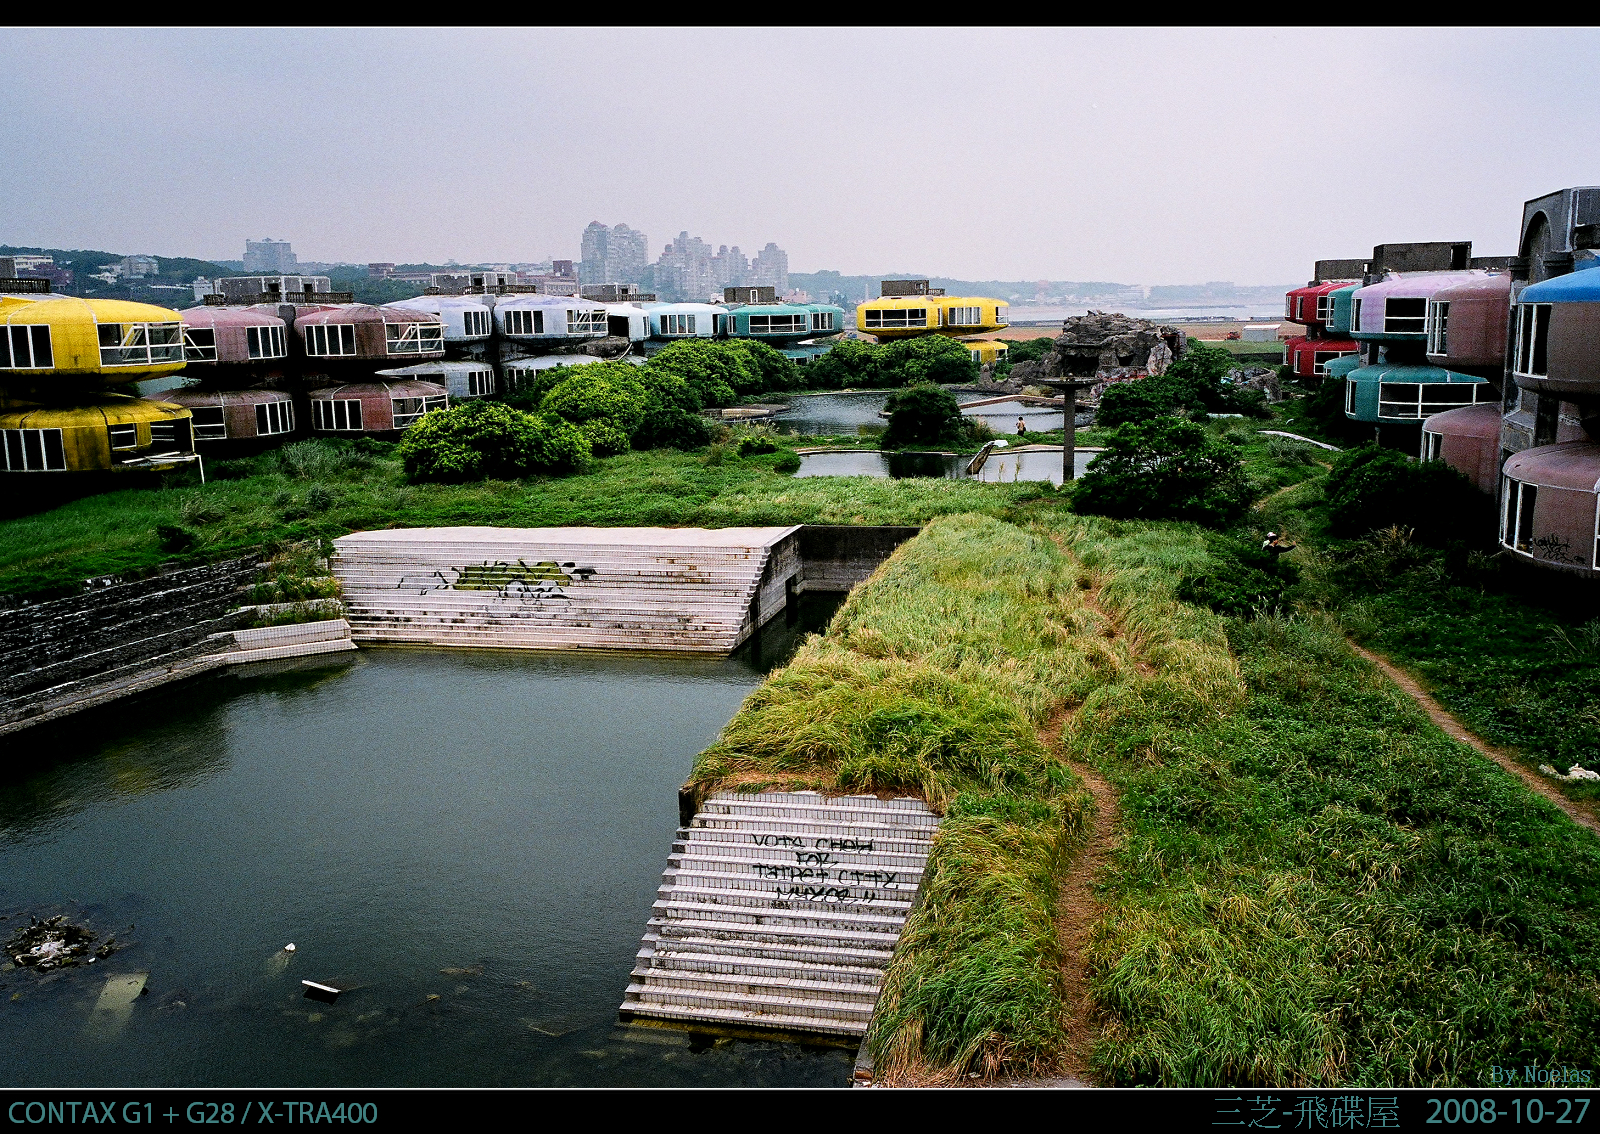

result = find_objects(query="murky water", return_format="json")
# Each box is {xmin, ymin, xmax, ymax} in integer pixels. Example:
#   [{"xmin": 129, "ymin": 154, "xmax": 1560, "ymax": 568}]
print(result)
[
  {"xmin": 771, "ymin": 390, "xmax": 990, "ymax": 436},
  {"xmin": 795, "ymin": 448, "xmax": 1099, "ymax": 486},
  {"xmin": 0, "ymin": 597, "xmax": 853, "ymax": 1087}
]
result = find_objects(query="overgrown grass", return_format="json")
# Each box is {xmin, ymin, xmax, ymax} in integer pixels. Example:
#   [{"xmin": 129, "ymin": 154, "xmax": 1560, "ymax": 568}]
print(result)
[
  {"xmin": 0, "ymin": 441, "xmax": 1051, "ymax": 599},
  {"xmin": 1077, "ymin": 606, "xmax": 1600, "ymax": 1085},
  {"xmin": 684, "ymin": 512, "xmax": 1239, "ymax": 1080}
]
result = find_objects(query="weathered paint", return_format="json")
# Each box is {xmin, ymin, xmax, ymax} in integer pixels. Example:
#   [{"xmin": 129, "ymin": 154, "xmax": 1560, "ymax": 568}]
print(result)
[
  {"xmin": 1424, "ymin": 273, "xmax": 1512, "ymax": 371},
  {"xmin": 1422, "ymin": 402, "xmax": 1502, "ymax": 494},
  {"xmin": 147, "ymin": 387, "xmax": 294, "ymax": 442},
  {"xmin": 1512, "ymin": 265, "xmax": 1600, "ymax": 399},
  {"xmin": 1500, "ymin": 440, "xmax": 1600, "ymax": 575},
  {"xmin": 1351, "ymin": 271, "xmax": 1494, "ymax": 341},
  {"xmin": 289, "ymin": 303, "xmax": 445, "ymax": 362},
  {"xmin": 0, "ymin": 294, "xmax": 187, "ymax": 383},
  {"xmin": 1342, "ymin": 362, "xmax": 1491, "ymax": 424},
  {"xmin": 178, "ymin": 305, "xmax": 287, "ymax": 366},
  {"xmin": 854, "ymin": 296, "xmax": 1010, "ymax": 340},
  {"xmin": 1287, "ymin": 336, "xmax": 1359, "ymax": 379},
  {"xmin": 307, "ymin": 379, "xmax": 447, "ymax": 434},
  {"xmin": 0, "ymin": 394, "xmax": 193, "ymax": 472},
  {"xmin": 374, "ymin": 361, "xmax": 496, "ymax": 400}
]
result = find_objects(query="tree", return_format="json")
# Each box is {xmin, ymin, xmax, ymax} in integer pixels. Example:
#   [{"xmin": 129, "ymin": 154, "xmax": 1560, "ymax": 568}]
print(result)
[
  {"xmin": 398, "ymin": 401, "xmax": 590, "ymax": 482},
  {"xmin": 1069, "ymin": 418, "xmax": 1255, "ymax": 527},
  {"xmin": 879, "ymin": 335, "xmax": 980, "ymax": 386},
  {"xmin": 881, "ymin": 384, "xmax": 970, "ymax": 448},
  {"xmin": 540, "ymin": 363, "xmax": 651, "ymax": 456},
  {"xmin": 1324, "ymin": 444, "xmax": 1488, "ymax": 544},
  {"xmin": 647, "ymin": 340, "xmax": 759, "ymax": 408},
  {"xmin": 805, "ymin": 338, "xmax": 884, "ymax": 389},
  {"xmin": 1096, "ymin": 341, "xmax": 1252, "ymax": 426},
  {"xmin": 728, "ymin": 340, "xmax": 802, "ymax": 394}
]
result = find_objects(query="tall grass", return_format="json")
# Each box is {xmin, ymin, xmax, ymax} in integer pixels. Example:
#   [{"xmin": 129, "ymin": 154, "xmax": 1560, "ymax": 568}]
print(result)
[
  {"xmin": 1078, "ymin": 606, "xmax": 1600, "ymax": 1085},
  {"xmin": 685, "ymin": 512, "xmax": 1243, "ymax": 1080}
]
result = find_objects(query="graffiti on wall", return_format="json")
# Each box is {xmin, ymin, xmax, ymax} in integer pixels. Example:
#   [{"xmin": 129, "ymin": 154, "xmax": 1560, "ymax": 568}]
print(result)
[{"xmin": 395, "ymin": 559, "xmax": 598, "ymax": 601}]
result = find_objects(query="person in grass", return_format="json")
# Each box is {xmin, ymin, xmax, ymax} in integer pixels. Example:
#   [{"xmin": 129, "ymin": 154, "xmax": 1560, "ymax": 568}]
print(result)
[{"xmin": 1262, "ymin": 531, "xmax": 1296, "ymax": 556}]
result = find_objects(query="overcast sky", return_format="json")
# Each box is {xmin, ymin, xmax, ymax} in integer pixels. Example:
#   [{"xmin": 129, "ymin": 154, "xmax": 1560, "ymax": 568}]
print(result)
[{"xmin": 4, "ymin": 27, "xmax": 1598, "ymax": 284}]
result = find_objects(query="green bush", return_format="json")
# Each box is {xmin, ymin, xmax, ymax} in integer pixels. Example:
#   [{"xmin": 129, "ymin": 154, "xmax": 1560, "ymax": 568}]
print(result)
[
  {"xmin": 647, "ymin": 340, "xmax": 758, "ymax": 407},
  {"xmin": 729, "ymin": 339, "xmax": 802, "ymax": 393},
  {"xmin": 1177, "ymin": 532, "xmax": 1300, "ymax": 617},
  {"xmin": 540, "ymin": 363, "xmax": 650, "ymax": 457},
  {"xmin": 1324, "ymin": 444, "xmax": 1488, "ymax": 544},
  {"xmin": 878, "ymin": 336, "xmax": 981, "ymax": 386},
  {"xmin": 882, "ymin": 383, "xmax": 970, "ymax": 448},
  {"xmin": 155, "ymin": 523, "xmax": 195, "ymax": 553},
  {"xmin": 1097, "ymin": 342, "xmax": 1262, "ymax": 426},
  {"xmin": 398, "ymin": 400, "xmax": 590, "ymax": 482},
  {"xmin": 1070, "ymin": 418, "xmax": 1256, "ymax": 527},
  {"xmin": 1003, "ymin": 337, "xmax": 1054, "ymax": 365},
  {"xmin": 804, "ymin": 335, "xmax": 979, "ymax": 390},
  {"xmin": 501, "ymin": 363, "xmax": 589, "ymax": 411}
]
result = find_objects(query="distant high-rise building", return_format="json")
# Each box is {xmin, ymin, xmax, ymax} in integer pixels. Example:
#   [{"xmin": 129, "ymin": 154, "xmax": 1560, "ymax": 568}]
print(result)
[
  {"xmin": 751, "ymin": 243, "xmax": 789, "ymax": 293},
  {"xmin": 579, "ymin": 222, "xmax": 649, "ymax": 287},
  {"xmin": 654, "ymin": 231, "xmax": 718, "ymax": 302},
  {"xmin": 711, "ymin": 245, "xmax": 748, "ymax": 289},
  {"xmin": 243, "ymin": 239, "xmax": 297, "ymax": 274},
  {"xmin": 121, "ymin": 255, "xmax": 159, "ymax": 279}
]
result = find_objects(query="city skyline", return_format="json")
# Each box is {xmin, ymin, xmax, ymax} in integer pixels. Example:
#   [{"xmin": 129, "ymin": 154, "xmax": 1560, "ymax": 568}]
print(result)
[{"xmin": 6, "ymin": 28, "xmax": 1599, "ymax": 284}]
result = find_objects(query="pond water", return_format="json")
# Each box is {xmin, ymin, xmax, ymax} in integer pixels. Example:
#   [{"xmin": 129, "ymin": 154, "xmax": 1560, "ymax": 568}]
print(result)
[
  {"xmin": 960, "ymin": 398, "xmax": 1067, "ymax": 433},
  {"xmin": 0, "ymin": 596, "xmax": 853, "ymax": 1088},
  {"xmin": 794, "ymin": 448, "xmax": 1099, "ymax": 486},
  {"xmin": 771, "ymin": 390, "xmax": 989, "ymax": 436}
]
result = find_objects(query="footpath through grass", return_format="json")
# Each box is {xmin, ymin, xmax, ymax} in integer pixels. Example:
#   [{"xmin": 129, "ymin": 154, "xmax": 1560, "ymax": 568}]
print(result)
[{"xmin": 684, "ymin": 506, "xmax": 1600, "ymax": 1085}]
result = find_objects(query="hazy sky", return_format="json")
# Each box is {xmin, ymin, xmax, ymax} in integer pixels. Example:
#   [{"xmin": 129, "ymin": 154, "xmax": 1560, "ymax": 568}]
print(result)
[{"xmin": 5, "ymin": 27, "xmax": 1598, "ymax": 284}]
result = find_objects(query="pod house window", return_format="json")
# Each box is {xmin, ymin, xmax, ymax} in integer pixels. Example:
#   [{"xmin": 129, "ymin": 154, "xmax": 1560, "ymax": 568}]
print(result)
[
  {"xmin": 305, "ymin": 324, "xmax": 357, "ymax": 356},
  {"xmin": 1352, "ymin": 298, "xmax": 1363, "ymax": 330},
  {"xmin": 1427, "ymin": 301, "xmax": 1450, "ymax": 355},
  {"xmin": 1378, "ymin": 381, "xmax": 1489, "ymax": 419},
  {"xmin": 1514, "ymin": 303, "xmax": 1552, "ymax": 377},
  {"xmin": 662, "ymin": 313, "xmax": 697, "ymax": 335},
  {"xmin": 863, "ymin": 307, "xmax": 927, "ymax": 329},
  {"xmin": 97, "ymin": 322, "xmax": 183, "ymax": 366},
  {"xmin": 1345, "ymin": 379, "xmax": 1357, "ymax": 415},
  {"xmin": 502, "ymin": 309, "xmax": 543, "ymax": 335},
  {"xmin": 466, "ymin": 370, "xmax": 495, "ymax": 397},
  {"xmin": 1, "ymin": 324, "xmax": 53, "ymax": 369},
  {"xmin": 191, "ymin": 406, "xmax": 227, "ymax": 440},
  {"xmin": 390, "ymin": 394, "xmax": 447, "ymax": 430},
  {"xmin": 994, "ymin": 305, "xmax": 1008, "ymax": 325},
  {"xmin": 385, "ymin": 322, "xmax": 445, "ymax": 355},
  {"xmin": 108, "ymin": 423, "xmax": 138, "ymax": 450},
  {"xmin": 1313, "ymin": 350, "xmax": 1356, "ymax": 375},
  {"xmin": 1422, "ymin": 430, "xmax": 1443, "ymax": 462},
  {"xmin": 255, "ymin": 401, "xmax": 293, "ymax": 436},
  {"xmin": 1, "ymin": 428, "xmax": 66, "ymax": 470},
  {"xmin": 462, "ymin": 309, "xmax": 490, "ymax": 337},
  {"xmin": 183, "ymin": 327, "xmax": 217, "ymax": 361},
  {"xmin": 1383, "ymin": 298, "xmax": 1427, "ymax": 334},
  {"xmin": 312, "ymin": 399, "xmax": 363, "ymax": 431},
  {"xmin": 1317, "ymin": 293, "xmax": 1335, "ymax": 323},
  {"xmin": 747, "ymin": 314, "xmax": 806, "ymax": 334},
  {"xmin": 149, "ymin": 421, "xmax": 178, "ymax": 448},
  {"xmin": 947, "ymin": 306, "xmax": 983, "ymax": 326},
  {"xmin": 1501, "ymin": 478, "xmax": 1538, "ymax": 554},
  {"xmin": 811, "ymin": 311, "xmax": 835, "ymax": 332},
  {"xmin": 247, "ymin": 324, "xmax": 286, "ymax": 359},
  {"xmin": 567, "ymin": 309, "xmax": 606, "ymax": 335}
]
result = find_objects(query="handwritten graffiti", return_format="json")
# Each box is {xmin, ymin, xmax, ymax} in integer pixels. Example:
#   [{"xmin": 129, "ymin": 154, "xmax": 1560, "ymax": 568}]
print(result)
[
  {"xmin": 394, "ymin": 559, "xmax": 596, "ymax": 601},
  {"xmin": 1530, "ymin": 533, "xmax": 1585, "ymax": 565},
  {"xmin": 773, "ymin": 885, "xmax": 879, "ymax": 904},
  {"xmin": 748, "ymin": 833, "xmax": 876, "ymax": 853},
  {"xmin": 752, "ymin": 863, "xmax": 901, "ymax": 885}
]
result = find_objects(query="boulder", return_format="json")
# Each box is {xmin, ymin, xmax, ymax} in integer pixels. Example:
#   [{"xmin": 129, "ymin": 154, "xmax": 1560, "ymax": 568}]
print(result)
[{"xmin": 1033, "ymin": 311, "xmax": 1188, "ymax": 382}]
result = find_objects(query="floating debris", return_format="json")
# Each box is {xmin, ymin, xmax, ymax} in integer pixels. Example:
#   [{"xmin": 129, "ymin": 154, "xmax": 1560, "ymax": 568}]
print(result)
[
  {"xmin": 302, "ymin": 980, "xmax": 342, "ymax": 1003},
  {"xmin": 86, "ymin": 972, "xmax": 148, "ymax": 1039},
  {"xmin": 439, "ymin": 966, "xmax": 482, "ymax": 977},
  {"xmin": 5, "ymin": 915, "xmax": 118, "ymax": 971}
]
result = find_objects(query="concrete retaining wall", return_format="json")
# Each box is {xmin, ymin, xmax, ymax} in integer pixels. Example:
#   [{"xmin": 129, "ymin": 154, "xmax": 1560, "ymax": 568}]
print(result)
[{"xmin": 796, "ymin": 526, "xmax": 920, "ymax": 593}]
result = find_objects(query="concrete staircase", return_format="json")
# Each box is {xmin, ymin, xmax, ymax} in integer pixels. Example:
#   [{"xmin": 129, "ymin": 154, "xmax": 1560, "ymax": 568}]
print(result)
[
  {"xmin": 331, "ymin": 526, "xmax": 801, "ymax": 654},
  {"xmin": 621, "ymin": 790, "xmax": 938, "ymax": 1041},
  {"xmin": 220, "ymin": 619, "xmax": 357, "ymax": 665}
]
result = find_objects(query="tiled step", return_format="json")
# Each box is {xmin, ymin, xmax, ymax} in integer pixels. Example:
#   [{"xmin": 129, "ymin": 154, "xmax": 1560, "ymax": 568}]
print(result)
[{"xmin": 624, "ymin": 789, "xmax": 938, "ymax": 1041}]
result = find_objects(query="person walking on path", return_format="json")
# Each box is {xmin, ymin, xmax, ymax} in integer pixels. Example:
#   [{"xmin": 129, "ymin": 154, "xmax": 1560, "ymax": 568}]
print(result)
[{"xmin": 1016, "ymin": 417, "xmax": 1028, "ymax": 436}]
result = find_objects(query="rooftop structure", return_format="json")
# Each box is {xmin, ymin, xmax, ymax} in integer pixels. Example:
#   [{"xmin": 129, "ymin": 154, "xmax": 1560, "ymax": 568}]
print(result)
[
  {"xmin": 217, "ymin": 275, "xmax": 334, "ymax": 305},
  {"xmin": 1, "ymin": 293, "xmax": 187, "ymax": 385},
  {"xmin": 291, "ymin": 304, "xmax": 445, "ymax": 362},
  {"xmin": 243, "ymin": 239, "xmax": 297, "ymax": 274}
]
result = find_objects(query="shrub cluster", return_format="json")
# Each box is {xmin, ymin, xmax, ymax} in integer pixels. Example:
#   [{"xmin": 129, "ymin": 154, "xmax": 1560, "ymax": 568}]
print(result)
[
  {"xmin": 805, "ymin": 335, "xmax": 979, "ymax": 389},
  {"xmin": 1070, "ymin": 418, "xmax": 1257, "ymax": 528},
  {"xmin": 1324, "ymin": 444, "xmax": 1489, "ymax": 544},
  {"xmin": 397, "ymin": 400, "xmax": 590, "ymax": 482},
  {"xmin": 881, "ymin": 383, "xmax": 973, "ymax": 448},
  {"xmin": 1098, "ymin": 342, "xmax": 1271, "ymax": 426}
]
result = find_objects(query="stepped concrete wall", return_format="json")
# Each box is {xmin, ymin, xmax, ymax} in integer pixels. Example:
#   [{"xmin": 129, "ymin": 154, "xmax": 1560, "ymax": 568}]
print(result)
[
  {"xmin": 332, "ymin": 526, "xmax": 804, "ymax": 654},
  {"xmin": 0, "ymin": 557, "xmax": 261, "ymax": 736},
  {"xmin": 622, "ymin": 790, "xmax": 937, "ymax": 1042}
]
